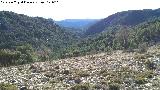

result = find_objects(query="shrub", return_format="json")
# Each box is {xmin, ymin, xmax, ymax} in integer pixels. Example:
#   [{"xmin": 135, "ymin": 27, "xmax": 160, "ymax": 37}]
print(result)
[
  {"xmin": 137, "ymin": 43, "xmax": 148, "ymax": 53},
  {"xmin": 109, "ymin": 83, "xmax": 120, "ymax": 90},
  {"xmin": 62, "ymin": 70, "xmax": 70, "ymax": 75},
  {"xmin": 134, "ymin": 54, "xmax": 147, "ymax": 60},
  {"xmin": 145, "ymin": 60, "xmax": 156, "ymax": 70},
  {"xmin": 76, "ymin": 70, "xmax": 90, "ymax": 77},
  {"xmin": 0, "ymin": 83, "xmax": 18, "ymax": 90},
  {"xmin": 74, "ymin": 77, "xmax": 82, "ymax": 84},
  {"xmin": 135, "ymin": 77, "xmax": 147, "ymax": 84},
  {"xmin": 71, "ymin": 83, "xmax": 90, "ymax": 90},
  {"xmin": 124, "ymin": 48, "xmax": 134, "ymax": 53}
]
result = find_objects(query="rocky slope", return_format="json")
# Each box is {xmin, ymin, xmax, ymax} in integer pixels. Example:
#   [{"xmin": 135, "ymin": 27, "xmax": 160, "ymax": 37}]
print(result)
[{"xmin": 0, "ymin": 45, "xmax": 160, "ymax": 90}]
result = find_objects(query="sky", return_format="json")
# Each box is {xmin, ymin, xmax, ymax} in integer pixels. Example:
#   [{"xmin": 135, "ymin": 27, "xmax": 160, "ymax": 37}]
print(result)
[{"xmin": 0, "ymin": 0, "xmax": 160, "ymax": 20}]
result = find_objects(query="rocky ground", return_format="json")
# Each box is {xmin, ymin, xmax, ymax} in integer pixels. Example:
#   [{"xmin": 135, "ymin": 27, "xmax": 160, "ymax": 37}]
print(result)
[{"xmin": 0, "ymin": 45, "xmax": 160, "ymax": 90}]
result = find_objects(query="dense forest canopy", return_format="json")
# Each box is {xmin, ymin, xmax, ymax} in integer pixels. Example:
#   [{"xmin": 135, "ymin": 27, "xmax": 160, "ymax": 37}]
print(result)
[{"xmin": 0, "ymin": 11, "xmax": 78, "ymax": 66}]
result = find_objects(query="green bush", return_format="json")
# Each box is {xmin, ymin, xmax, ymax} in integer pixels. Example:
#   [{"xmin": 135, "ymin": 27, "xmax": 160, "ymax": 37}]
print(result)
[
  {"xmin": 71, "ymin": 83, "xmax": 90, "ymax": 90},
  {"xmin": 135, "ymin": 77, "xmax": 147, "ymax": 84},
  {"xmin": 0, "ymin": 83, "xmax": 18, "ymax": 90},
  {"xmin": 145, "ymin": 60, "xmax": 156, "ymax": 70},
  {"xmin": 0, "ymin": 44, "xmax": 38, "ymax": 66},
  {"xmin": 0, "ymin": 49, "xmax": 20, "ymax": 66},
  {"xmin": 137, "ymin": 43, "xmax": 148, "ymax": 53},
  {"xmin": 76, "ymin": 70, "xmax": 90, "ymax": 77},
  {"xmin": 109, "ymin": 83, "xmax": 120, "ymax": 90}
]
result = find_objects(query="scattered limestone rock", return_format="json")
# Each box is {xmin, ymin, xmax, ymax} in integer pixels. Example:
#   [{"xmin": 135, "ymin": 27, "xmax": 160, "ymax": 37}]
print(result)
[{"xmin": 0, "ymin": 45, "xmax": 160, "ymax": 89}]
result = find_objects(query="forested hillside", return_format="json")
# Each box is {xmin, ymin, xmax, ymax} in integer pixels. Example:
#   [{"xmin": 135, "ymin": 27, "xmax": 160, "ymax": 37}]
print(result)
[
  {"xmin": 1, "ymin": 9, "xmax": 160, "ymax": 66},
  {"xmin": 86, "ymin": 9, "xmax": 160, "ymax": 35},
  {"xmin": 0, "ymin": 11, "xmax": 78, "ymax": 66},
  {"xmin": 61, "ymin": 18, "xmax": 160, "ymax": 57}
]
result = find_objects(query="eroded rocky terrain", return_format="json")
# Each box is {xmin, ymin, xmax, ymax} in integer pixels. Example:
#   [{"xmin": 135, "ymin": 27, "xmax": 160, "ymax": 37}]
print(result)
[{"xmin": 0, "ymin": 45, "xmax": 160, "ymax": 90}]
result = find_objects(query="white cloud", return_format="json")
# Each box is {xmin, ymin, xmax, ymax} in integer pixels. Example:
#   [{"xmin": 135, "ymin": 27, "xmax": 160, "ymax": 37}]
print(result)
[{"xmin": 0, "ymin": 0, "xmax": 160, "ymax": 20}]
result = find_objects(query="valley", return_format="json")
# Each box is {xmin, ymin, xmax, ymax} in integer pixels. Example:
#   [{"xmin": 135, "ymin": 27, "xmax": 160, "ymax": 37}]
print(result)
[{"xmin": 0, "ymin": 8, "xmax": 160, "ymax": 90}]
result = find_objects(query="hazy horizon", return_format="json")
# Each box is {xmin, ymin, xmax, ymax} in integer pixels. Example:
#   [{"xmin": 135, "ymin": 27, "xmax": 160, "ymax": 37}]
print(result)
[{"xmin": 0, "ymin": 0, "xmax": 160, "ymax": 20}]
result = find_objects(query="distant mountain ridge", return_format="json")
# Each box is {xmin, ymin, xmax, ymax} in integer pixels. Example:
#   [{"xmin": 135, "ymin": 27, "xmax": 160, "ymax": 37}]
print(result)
[{"xmin": 55, "ymin": 19, "xmax": 99, "ymax": 29}]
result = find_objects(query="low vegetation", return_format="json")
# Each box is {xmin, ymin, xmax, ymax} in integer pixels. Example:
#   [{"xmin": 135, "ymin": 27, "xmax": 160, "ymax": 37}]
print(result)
[{"xmin": 0, "ymin": 83, "xmax": 18, "ymax": 90}]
